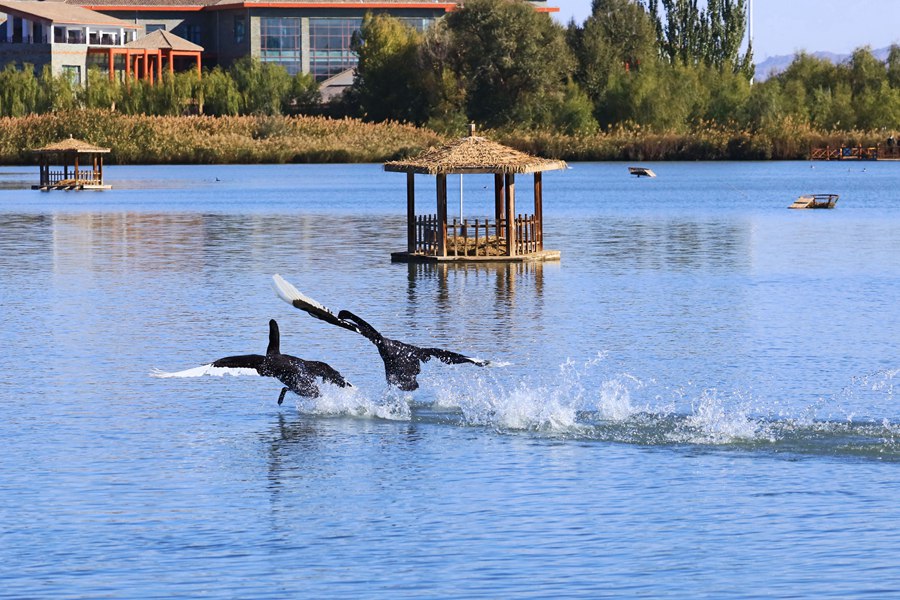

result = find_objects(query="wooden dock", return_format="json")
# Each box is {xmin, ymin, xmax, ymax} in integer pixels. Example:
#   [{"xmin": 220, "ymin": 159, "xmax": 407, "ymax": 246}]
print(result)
[
  {"xmin": 32, "ymin": 178, "xmax": 111, "ymax": 191},
  {"xmin": 809, "ymin": 144, "xmax": 900, "ymax": 161}
]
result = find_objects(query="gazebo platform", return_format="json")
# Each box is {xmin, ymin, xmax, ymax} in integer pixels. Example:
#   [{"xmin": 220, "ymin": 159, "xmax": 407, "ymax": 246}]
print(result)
[
  {"xmin": 391, "ymin": 250, "xmax": 561, "ymax": 263},
  {"xmin": 384, "ymin": 126, "xmax": 567, "ymax": 263},
  {"xmin": 32, "ymin": 137, "xmax": 111, "ymax": 191}
]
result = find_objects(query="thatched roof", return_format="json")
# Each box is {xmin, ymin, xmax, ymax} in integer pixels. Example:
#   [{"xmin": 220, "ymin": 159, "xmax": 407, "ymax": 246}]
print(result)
[
  {"xmin": 384, "ymin": 135, "xmax": 568, "ymax": 175},
  {"xmin": 125, "ymin": 29, "xmax": 203, "ymax": 52},
  {"xmin": 34, "ymin": 138, "xmax": 110, "ymax": 154}
]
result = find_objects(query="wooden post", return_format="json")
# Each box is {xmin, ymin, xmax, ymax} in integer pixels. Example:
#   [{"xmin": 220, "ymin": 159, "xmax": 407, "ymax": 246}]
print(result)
[
  {"xmin": 157, "ymin": 51, "xmax": 162, "ymax": 83},
  {"xmin": 534, "ymin": 171, "xmax": 543, "ymax": 251},
  {"xmin": 494, "ymin": 173, "xmax": 504, "ymax": 232},
  {"xmin": 108, "ymin": 49, "xmax": 115, "ymax": 82},
  {"xmin": 406, "ymin": 172, "xmax": 415, "ymax": 253},
  {"xmin": 436, "ymin": 174, "xmax": 448, "ymax": 257},
  {"xmin": 74, "ymin": 155, "xmax": 79, "ymax": 183},
  {"xmin": 504, "ymin": 173, "xmax": 516, "ymax": 256},
  {"xmin": 99, "ymin": 155, "xmax": 103, "ymax": 184},
  {"xmin": 196, "ymin": 53, "xmax": 202, "ymax": 78}
]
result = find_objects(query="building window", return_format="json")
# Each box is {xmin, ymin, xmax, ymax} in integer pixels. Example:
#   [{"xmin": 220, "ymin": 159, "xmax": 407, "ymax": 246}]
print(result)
[
  {"xmin": 260, "ymin": 17, "xmax": 302, "ymax": 76},
  {"xmin": 309, "ymin": 17, "xmax": 362, "ymax": 81},
  {"xmin": 146, "ymin": 24, "xmax": 166, "ymax": 34},
  {"xmin": 61, "ymin": 65, "xmax": 81, "ymax": 84},
  {"xmin": 64, "ymin": 29, "xmax": 87, "ymax": 44},
  {"xmin": 185, "ymin": 24, "xmax": 201, "ymax": 45},
  {"xmin": 233, "ymin": 14, "xmax": 245, "ymax": 44}
]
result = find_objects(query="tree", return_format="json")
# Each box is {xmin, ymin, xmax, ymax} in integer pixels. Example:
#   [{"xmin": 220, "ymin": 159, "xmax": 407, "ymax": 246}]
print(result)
[
  {"xmin": 201, "ymin": 66, "xmax": 240, "ymax": 116},
  {"xmin": 648, "ymin": 0, "xmax": 753, "ymax": 79},
  {"xmin": 444, "ymin": 0, "xmax": 574, "ymax": 128},
  {"xmin": 0, "ymin": 63, "xmax": 39, "ymax": 116},
  {"xmin": 571, "ymin": 0, "xmax": 657, "ymax": 107},
  {"xmin": 349, "ymin": 14, "xmax": 425, "ymax": 123},
  {"xmin": 37, "ymin": 65, "xmax": 78, "ymax": 113},
  {"xmin": 415, "ymin": 20, "xmax": 468, "ymax": 133},
  {"xmin": 229, "ymin": 57, "xmax": 292, "ymax": 115},
  {"xmin": 81, "ymin": 67, "xmax": 121, "ymax": 110},
  {"xmin": 284, "ymin": 71, "xmax": 319, "ymax": 114}
]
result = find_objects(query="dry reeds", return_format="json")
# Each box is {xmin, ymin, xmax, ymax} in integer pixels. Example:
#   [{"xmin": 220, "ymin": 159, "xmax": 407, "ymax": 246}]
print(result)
[{"xmin": 0, "ymin": 111, "xmax": 444, "ymax": 165}]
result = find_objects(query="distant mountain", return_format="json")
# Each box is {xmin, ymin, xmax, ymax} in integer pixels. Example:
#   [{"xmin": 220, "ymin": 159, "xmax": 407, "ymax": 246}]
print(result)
[{"xmin": 754, "ymin": 46, "xmax": 893, "ymax": 81}]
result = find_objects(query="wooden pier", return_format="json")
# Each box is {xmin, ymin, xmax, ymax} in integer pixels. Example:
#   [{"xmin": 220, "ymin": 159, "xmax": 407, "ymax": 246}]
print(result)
[{"xmin": 809, "ymin": 144, "xmax": 900, "ymax": 161}]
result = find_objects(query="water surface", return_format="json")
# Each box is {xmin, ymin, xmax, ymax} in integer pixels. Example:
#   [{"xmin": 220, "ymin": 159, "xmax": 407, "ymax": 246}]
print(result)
[{"xmin": 1, "ymin": 161, "xmax": 899, "ymax": 597}]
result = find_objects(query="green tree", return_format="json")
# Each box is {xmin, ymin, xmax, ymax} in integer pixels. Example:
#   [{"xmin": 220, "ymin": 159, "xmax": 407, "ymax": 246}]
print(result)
[
  {"xmin": 201, "ymin": 66, "xmax": 240, "ymax": 116},
  {"xmin": 229, "ymin": 57, "xmax": 292, "ymax": 115},
  {"xmin": 887, "ymin": 45, "xmax": 900, "ymax": 89},
  {"xmin": 444, "ymin": 0, "xmax": 574, "ymax": 128},
  {"xmin": 37, "ymin": 65, "xmax": 78, "ymax": 113},
  {"xmin": 570, "ymin": 0, "xmax": 657, "ymax": 109},
  {"xmin": 349, "ymin": 13, "xmax": 425, "ymax": 123},
  {"xmin": 648, "ymin": 0, "xmax": 753, "ymax": 78},
  {"xmin": 284, "ymin": 71, "xmax": 320, "ymax": 114},
  {"xmin": 0, "ymin": 63, "xmax": 39, "ymax": 116},
  {"xmin": 552, "ymin": 79, "xmax": 599, "ymax": 134},
  {"xmin": 81, "ymin": 67, "xmax": 121, "ymax": 110},
  {"xmin": 418, "ymin": 20, "xmax": 468, "ymax": 134}
]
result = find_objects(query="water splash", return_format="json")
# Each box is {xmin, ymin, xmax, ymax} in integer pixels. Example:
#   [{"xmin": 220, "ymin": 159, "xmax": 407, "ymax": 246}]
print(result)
[
  {"xmin": 287, "ymin": 357, "xmax": 900, "ymax": 459},
  {"xmin": 290, "ymin": 385, "xmax": 411, "ymax": 421}
]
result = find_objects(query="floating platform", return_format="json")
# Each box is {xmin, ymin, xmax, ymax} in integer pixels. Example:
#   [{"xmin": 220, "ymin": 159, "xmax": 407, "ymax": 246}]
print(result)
[
  {"xmin": 789, "ymin": 194, "xmax": 839, "ymax": 209},
  {"xmin": 391, "ymin": 250, "xmax": 561, "ymax": 263},
  {"xmin": 628, "ymin": 166, "xmax": 656, "ymax": 177},
  {"xmin": 32, "ymin": 179, "xmax": 112, "ymax": 191}
]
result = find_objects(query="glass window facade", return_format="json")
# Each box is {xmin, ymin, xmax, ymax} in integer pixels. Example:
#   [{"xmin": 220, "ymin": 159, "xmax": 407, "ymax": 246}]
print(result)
[
  {"xmin": 260, "ymin": 17, "xmax": 302, "ymax": 76},
  {"xmin": 259, "ymin": 16, "xmax": 435, "ymax": 81},
  {"xmin": 309, "ymin": 17, "xmax": 361, "ymax": 81}
]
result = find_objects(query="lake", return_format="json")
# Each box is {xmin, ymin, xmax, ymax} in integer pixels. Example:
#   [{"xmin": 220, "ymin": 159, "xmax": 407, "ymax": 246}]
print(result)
[{"xmin": 1, "ymin": 161, "xmax": 899, "ymax": 598}]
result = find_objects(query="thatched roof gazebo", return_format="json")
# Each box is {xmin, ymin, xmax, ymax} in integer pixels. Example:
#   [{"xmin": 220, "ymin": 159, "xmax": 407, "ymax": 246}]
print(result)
[
  {"xmin": 32, "ymin": 137, "xmax": 111, "ymax": 191},
  {"xmin": 385, "ymin": 127, "xmax": 567, "ymax": 262}
]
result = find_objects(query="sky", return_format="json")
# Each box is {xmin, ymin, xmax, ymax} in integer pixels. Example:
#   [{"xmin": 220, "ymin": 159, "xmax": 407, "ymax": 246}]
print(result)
[{"xmin": 551, "ymin": 0, "xmax": 900, "ymax": 60}]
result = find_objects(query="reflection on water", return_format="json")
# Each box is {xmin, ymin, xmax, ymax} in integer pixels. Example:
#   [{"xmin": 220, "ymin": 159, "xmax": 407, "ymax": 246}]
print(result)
[{"xmin": 2, "ymin": 163, "xmax": 900, "ymax": 599}]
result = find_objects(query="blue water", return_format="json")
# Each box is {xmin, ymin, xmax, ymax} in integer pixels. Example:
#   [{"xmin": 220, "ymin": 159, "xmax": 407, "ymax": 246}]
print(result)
[{"xmin": 1, "ymin": 161, "xmax": 899, "ymax": 598}]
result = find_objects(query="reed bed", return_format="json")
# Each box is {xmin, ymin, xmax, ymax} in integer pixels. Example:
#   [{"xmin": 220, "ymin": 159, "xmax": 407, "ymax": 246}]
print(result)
[
  {"xmin": 0, "ymin": 112, "xmax": 889, "ymax": 164},
  {"xmin": 492, "ymin": 120, "xmax": 888, "ymax": 162},
  {"xmin": 0, "ymin": 111, "xmax": 444, "ymax": 164}
]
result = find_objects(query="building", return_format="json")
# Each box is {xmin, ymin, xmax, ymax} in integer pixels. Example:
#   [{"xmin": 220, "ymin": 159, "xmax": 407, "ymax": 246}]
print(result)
[
  {"xmin": 0, "ymin": 0, "xmax": 140, "ymax": 82},
  {"xmin": 0, "ymin": 0, "xmax": 203, "ymax": 83},
  {"xmin": 2, "ymin": 0, "xmax": 557, "ymax": 85}
]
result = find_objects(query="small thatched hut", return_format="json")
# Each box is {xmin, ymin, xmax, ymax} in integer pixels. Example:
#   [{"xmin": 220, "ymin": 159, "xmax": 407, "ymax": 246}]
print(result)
[
  {"xmin": 32, "ymin": 137, "xmax": 111, "ymax": 191},
  {"xmin": 384, "ymin": 126, "xmax": 567, "ymax": 262}
]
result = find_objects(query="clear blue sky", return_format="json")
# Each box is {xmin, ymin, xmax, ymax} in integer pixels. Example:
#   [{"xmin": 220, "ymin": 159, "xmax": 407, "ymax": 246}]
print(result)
[{"xmin": 551, "ymin": 0, "xmax": 900, "ymax": 59}]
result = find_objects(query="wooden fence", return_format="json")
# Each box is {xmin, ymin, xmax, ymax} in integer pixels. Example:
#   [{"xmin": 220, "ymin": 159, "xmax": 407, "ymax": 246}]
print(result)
[
  {"xmin": 415, "ymin": 214, "xmax": 541, "ymax": 257},
  {"xmin": 809, "ymin": 145, "xmax": 879, "ymax": 160},
  {"xmin": 45, "ymin": 169, "xmax": 102, "ymax": 185}
]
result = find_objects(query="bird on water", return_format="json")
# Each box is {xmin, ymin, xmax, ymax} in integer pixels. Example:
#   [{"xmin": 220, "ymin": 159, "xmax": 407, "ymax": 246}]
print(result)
[
  {"xmin": 272, "ymin": 274, "xmax": 490, "ymax": 392},
  {"xmin": 153, "ymin": 318, "xmax": 352, "ymax": 404}
]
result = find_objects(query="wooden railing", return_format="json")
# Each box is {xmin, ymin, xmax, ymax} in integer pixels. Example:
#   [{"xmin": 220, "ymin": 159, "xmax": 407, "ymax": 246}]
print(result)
[
  {"xmin": 513, "ymin": 214, "xmax": 541, "ymax": 255},
  {"xmin": 44, "ymin": 170, "xmax": 102, "ymax": 186},
  {"xmin": 415, "ymin": 213, "xmax": 542, "ymax": 257},
  {"xmin": 810, "ymin": 145, "xmax": 879, "ymax": 160}
]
